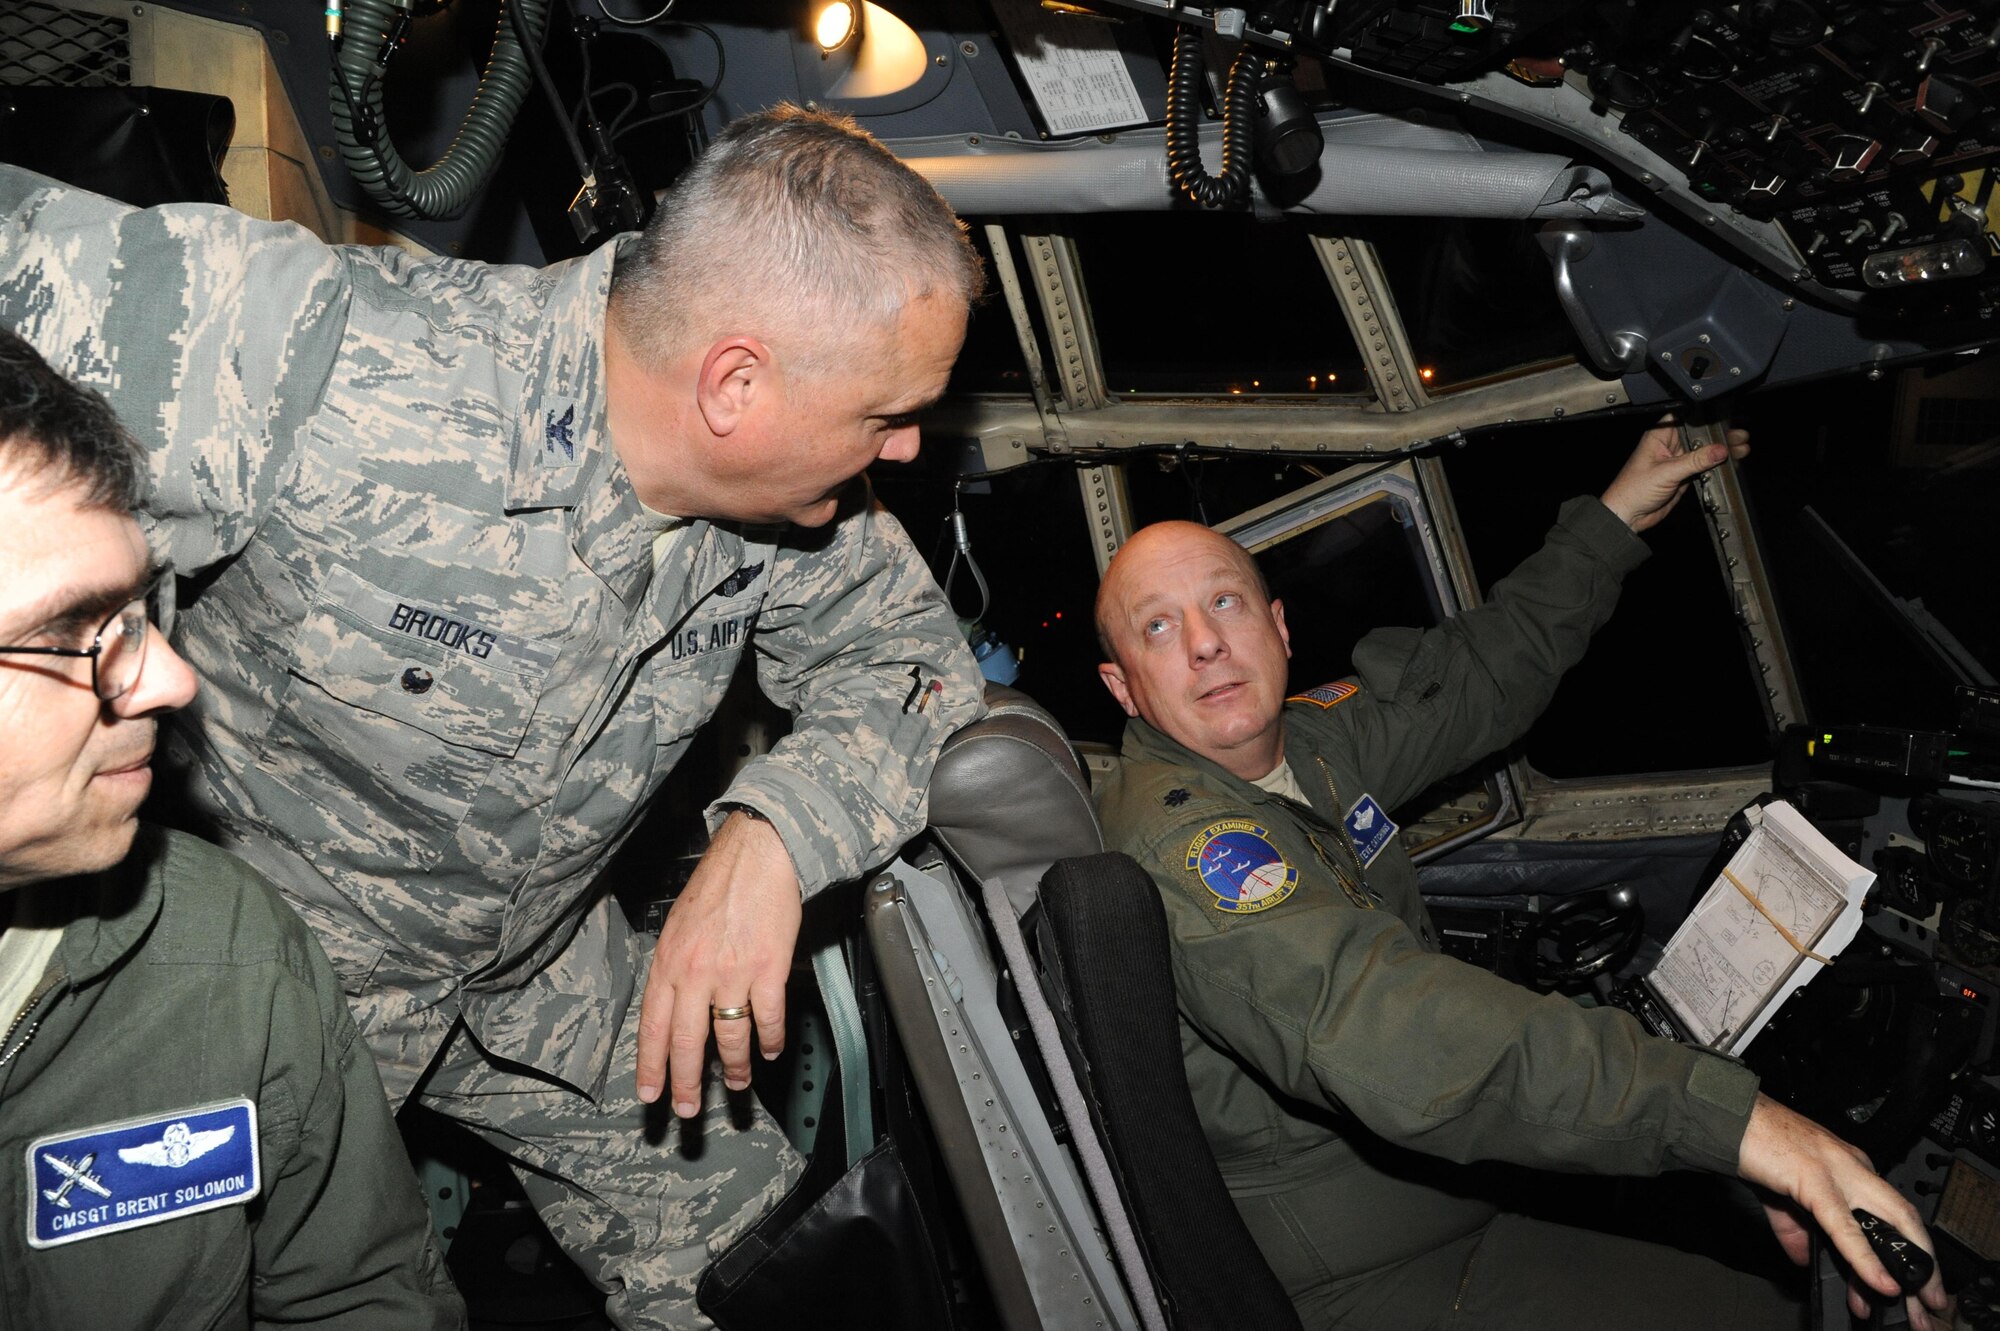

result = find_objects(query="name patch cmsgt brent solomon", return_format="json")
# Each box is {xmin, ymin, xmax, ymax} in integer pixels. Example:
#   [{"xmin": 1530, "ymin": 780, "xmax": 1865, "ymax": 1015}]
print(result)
[{"xmin": 26, "ymin": 1099, "xmax": 261, "ymax": 1248}]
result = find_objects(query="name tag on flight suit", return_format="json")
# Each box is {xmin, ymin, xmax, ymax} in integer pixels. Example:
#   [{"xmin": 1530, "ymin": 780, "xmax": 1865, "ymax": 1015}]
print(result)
[
  {"xmin": 1344, "ymin": 794, "xmax": 1398, "ymax": 867},
  {"xmin": 26, "ymin": 1099, "xmax": 261, "ymax": 1248}
]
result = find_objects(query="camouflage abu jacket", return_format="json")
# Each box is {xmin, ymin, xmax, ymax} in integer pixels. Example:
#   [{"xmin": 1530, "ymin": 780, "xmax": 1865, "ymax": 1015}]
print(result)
[
  {"xmin": 1096, "ymin": 496, "xmax": 1761, "ymax": 1288},
  {"xmin": 0, "ymin": 167, "xmax": 985, "ymax": 1102}
]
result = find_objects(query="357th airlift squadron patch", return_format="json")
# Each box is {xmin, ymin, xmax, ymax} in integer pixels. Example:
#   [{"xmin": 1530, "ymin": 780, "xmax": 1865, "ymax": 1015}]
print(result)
[{"xmin": 1187, "ymin": 820, "xmax": 1299, "ymax": 914}]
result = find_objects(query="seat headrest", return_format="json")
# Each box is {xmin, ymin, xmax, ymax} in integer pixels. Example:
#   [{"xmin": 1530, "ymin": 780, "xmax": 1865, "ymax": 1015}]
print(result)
[{"xmin": 927, "ymin": 684, "xmax": 1103, "ymax": 918}]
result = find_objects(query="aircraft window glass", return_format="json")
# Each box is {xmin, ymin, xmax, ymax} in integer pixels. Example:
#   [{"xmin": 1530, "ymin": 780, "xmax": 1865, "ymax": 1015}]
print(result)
[
  {"xmin": 875, "ymin": 460, "xmax": 1129, "ymax": 747},
  {"xmin": 1062, "ymin": 213, "xmax": 1370, "ymax": 397},
  {"xmin": 1244, "ymin": 489, "xmax": 1442, "ymax": 688},
  {"xmin": 947, "ymin": 226, "xmax": 1039, "ymax": 396},
  {"xmin": 1347, "ymin": 217, "xmax": 1581, "ymax": 393},
  {"xmin": 1437, "ymin": 419, "xmax": 1772, "ymax": 777},
  {"xmin": 1735, "ymin": 374, "xmax": 1999, "ymax": 733}
]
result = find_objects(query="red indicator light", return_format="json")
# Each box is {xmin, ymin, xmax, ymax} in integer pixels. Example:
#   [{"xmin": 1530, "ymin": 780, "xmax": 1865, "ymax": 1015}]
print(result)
[{"xmin": 1964, "ymin": 987, "xmax": 1981, "ymax": 1001}]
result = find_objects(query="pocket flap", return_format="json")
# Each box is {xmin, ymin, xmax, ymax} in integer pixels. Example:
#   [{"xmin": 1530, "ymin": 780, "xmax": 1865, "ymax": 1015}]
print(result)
[{"xmin": 288, "ymin": 566, "xmax": 553, "ymax": 757}]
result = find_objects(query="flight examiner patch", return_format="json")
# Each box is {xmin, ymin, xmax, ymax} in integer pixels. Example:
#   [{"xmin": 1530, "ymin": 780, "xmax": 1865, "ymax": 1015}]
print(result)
[
  {"xmin": 1187, "ymin": 820, "xmax": 1298, "ymax": 914},
  {"xmin": 1289, "ymin": 680, "xmax": 1358, "ymax": 709},
  {"xmin": 26, "ymin": 1099, "xmax": 260, "ymax": 1249}
]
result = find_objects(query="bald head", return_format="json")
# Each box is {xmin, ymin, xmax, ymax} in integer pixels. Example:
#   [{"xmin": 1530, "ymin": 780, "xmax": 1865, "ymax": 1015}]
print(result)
[
  {"xmin": 1097, "ymin": 522, "xmax": 1267, "ymax": 662},
  {"xmin": 1096, "ymin": 522, "xmax": 1292, "ymax": 780}
]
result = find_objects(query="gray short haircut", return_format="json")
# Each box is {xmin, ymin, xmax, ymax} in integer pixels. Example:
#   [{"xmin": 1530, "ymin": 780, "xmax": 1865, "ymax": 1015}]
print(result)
[
  {"xmin": 611, "ymin": 104, "xmax": 983, "ymax": 373},
  {"xmin": 0, "ymin": 328, "xmax": 146, "ymax": 510}
]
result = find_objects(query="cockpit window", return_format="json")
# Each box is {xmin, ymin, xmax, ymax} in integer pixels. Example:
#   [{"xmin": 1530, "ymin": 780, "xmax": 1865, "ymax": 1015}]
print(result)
[
  {"xmin": 1351, "ymin": 216, "xmax": 1582, "ymax": 394},
  {"xmin": 1225, "ymin": 463, "xmax": 1517, "ymax": 858},
  {"xmin": 946, "ymin": 225, "xmax": 1040, "ymax": 396},
  {"xmin": 1240, "ymin": 486, "xmax": 1445, "ymax": 681},
  {"xmin": 1438, "ymin": 421, "xmax": 1773, "ymax": 778},
  {"xmin": 1738, "ymin": 369, "xmax": 2000, "ymax": 735},
  {"xmin": 1063, "ymin": 212, "xmax": 1369, "ymax": 398}
]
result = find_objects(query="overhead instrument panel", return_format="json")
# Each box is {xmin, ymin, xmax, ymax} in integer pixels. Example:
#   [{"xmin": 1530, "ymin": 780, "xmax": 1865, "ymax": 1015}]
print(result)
[
  {"xmin": 1078, "ymin": 0, "xmax": 2000, "ymax": 323},
  {"xmin": 1585, "ymin": 0, "xmax": 2000, "ymax": 296}
]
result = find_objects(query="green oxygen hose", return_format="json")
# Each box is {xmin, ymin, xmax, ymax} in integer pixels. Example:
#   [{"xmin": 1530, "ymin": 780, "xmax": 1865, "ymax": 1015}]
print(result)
[{"xmin": 328, "ymin": 0, "xmax": 550, "ymax": 221}]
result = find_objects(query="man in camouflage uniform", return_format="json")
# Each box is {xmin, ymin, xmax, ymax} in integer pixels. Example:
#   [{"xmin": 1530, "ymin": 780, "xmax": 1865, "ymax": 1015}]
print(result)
[
  {"xmin": 0, "ymin": 106, "xmax": 986, "ymax": 1328},
  {"xmin": 1092, "ymin": 425, "xmax": 1951, "ymax": 1330}
]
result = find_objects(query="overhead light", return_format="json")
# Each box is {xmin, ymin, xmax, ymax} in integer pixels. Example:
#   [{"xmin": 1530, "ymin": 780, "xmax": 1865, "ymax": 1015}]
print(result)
[
  {"xmin": 815, "ymin": 1, "xmax": 859, "ymax": 53},
  {"xmin": 819, "ymin": 4, "xmax": 929, "ymax": 101}
]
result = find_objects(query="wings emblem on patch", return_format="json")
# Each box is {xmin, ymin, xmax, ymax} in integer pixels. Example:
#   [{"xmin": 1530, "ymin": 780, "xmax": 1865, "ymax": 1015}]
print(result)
[
  {"xmin": 119, "ymin": 1121, "xmax": 235, "ymax": 1169},
  {"xmin": 1186, "ymin": 820, "xmax": 1298, "ymax": 914},
  {"xmin": 1288, "ymin": 680, "xmax": 1358, "ymax": 709}
]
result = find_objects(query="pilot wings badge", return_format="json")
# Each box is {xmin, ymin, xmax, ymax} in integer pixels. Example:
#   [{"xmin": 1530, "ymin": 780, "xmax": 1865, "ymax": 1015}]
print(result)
[{"xmin": 119, "ymin": 1120, "xmax": 234, "ymax": 1169}]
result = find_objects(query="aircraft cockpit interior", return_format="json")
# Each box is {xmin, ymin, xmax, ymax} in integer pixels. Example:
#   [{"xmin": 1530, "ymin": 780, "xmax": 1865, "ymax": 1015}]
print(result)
[{"xmin": 3, "ymin": 0, "xmax": 1999, "ymax": 1324}]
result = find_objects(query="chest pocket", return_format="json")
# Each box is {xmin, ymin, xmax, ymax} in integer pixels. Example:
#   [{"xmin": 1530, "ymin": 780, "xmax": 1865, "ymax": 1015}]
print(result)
[{"xmin": 262, "ymin": 566, "xmax": 553, "ymax": 871}]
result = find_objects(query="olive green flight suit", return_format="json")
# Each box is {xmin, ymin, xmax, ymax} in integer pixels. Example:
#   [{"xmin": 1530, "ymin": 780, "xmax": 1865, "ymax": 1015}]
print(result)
[
  {"xmin": 0, "ymin": 828, "xmax": 462, "ymax": 1328},
  {"xmin": 1097, "ymin": 496, "xmax": 1799, "ymax": 1329}
]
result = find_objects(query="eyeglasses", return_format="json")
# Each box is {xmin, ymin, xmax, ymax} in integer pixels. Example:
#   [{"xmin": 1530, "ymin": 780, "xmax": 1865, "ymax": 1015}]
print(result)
[{"xmin": 0, "ymin": 572, "xmax": 171, "ymax": 702}]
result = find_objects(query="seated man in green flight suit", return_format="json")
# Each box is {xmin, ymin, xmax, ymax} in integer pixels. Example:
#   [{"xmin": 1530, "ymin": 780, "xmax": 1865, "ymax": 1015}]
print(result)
[
  {"xmin": 1092, "ymin": 421, "xmax": 1952, "ymax": 1331},
  {"xmin": 0, "ymin": 329, "xmax": 463, "ymax": 1328}
]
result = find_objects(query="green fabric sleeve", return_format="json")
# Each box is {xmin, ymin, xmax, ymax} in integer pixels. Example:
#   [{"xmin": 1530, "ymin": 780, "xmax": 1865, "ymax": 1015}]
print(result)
[
  {"xmin": 1133, "ymin": 809, "xmax": 1757, "ymax": 1179},
  {"xmin": 1332, "ymin": 495, "xmax": 1649, "ymax": 811}
]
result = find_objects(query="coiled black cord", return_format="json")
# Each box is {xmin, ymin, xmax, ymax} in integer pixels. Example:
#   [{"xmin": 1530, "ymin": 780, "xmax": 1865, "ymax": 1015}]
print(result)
[{"xmin": 1165, "ymin": 26, "xmax": 1257, "ymax": 209}]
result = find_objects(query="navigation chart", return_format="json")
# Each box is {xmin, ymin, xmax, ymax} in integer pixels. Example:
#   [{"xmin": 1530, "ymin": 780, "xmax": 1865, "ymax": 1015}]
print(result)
[{"xmin": 1649, "ymin": 802, "xmax": 1870, "ymax": 1052}]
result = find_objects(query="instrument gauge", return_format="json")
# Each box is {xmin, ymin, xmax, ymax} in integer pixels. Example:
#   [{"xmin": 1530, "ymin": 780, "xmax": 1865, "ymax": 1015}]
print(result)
[{"xmin": 1945, "ymin": 898, "xmax": 2000, "ymax": 967}]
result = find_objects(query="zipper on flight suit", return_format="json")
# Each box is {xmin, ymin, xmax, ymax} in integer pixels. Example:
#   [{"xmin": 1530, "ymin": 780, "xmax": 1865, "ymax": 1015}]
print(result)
[
  {"xmin": 1311, "ymin": 757, "xmax": 1380, "ymax": 908},
  {"xmin": 0, "ymin": 968, "xmax": 66, "ymax": 1089}
]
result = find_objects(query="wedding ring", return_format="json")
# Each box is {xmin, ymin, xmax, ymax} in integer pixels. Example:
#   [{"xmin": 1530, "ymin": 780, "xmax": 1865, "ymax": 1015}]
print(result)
[{"xmin": 711, "ymin": 1004, "xmax": 753, "ymax": 1021}]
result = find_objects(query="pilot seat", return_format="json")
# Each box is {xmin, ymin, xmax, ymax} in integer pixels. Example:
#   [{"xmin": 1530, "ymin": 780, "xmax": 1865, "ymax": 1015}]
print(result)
[{"xmin": 861, "ymin": 683, "xmax": 1304, "ymax": 1331}]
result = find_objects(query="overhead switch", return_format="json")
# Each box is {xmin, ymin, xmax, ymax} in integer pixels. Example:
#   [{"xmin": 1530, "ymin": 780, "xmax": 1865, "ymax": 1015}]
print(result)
[
  {"xmin": 1916, "ymin": 75, "xmax": 1980, "ymax": 133},
  {"xmin": 1827, "ymin": 135, "xmax": 1882, "ymax": 180}
]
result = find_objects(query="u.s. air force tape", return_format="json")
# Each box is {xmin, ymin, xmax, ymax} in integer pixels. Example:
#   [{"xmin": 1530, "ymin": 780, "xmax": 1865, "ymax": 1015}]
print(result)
[
  {"xmin": 1187, "ymin": 820, "xmax": 1298, "ymax": 914},
  {"xmin": 27, "ymin": 1098, "xmax": 261, "ymax": 1249}
]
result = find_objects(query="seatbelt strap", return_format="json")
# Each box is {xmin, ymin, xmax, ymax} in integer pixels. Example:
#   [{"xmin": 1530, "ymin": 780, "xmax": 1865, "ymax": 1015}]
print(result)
[{"xmin": 811, "ymin": 936, "xmax": 874, "ymax": 1168}]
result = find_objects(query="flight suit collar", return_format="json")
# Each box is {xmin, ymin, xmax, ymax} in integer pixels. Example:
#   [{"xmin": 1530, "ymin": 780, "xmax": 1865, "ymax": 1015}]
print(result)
[
  {"xmin": 1121, "ymin": 716, "xmax": 1295, "ymax": 813},
  {"xmin": 1271, "ymin": 703, "xmax": 1362, "ymax": 827},
  {"xmin": 1121, "ymin": 712, "xmax": 1354, "ymax": 836},
  {"xmin": 45, "ymin": 826, "xmax": 167, "ymax": 989},
  {"xmin": 505, "ymin": 236, "xmax": 622, "ymax": 514}
]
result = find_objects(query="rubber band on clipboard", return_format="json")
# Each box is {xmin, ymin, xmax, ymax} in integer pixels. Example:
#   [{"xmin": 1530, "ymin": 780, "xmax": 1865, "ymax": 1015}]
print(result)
[{"xmin": 1723, "ymin": 867, "xmax": 1833, "ymax": 965}]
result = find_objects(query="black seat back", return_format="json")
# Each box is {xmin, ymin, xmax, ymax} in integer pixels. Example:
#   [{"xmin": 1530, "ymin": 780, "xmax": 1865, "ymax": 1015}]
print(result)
[{"xmin": 1035, "ymin": 853, "xmax": 1306, "ymax": 1331}]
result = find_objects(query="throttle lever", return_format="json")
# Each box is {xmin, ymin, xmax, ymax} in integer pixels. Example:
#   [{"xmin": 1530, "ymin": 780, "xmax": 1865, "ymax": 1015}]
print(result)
[{"xmin": 1853, "ymin": 1208, "xmax": 1935, "ymax": 1294}]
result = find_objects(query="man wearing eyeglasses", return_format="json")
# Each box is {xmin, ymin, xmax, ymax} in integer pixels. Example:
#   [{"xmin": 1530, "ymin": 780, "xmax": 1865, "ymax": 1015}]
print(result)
[{"xmin": 0, "ymin": 329, "xmax": 464, "ymax": 1327}]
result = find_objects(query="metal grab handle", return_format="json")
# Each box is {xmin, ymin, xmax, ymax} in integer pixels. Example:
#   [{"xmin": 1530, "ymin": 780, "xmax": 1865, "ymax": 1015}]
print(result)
[{"xmin": 1538, "ymin": 223, "xmax": 1650, "ymax": 374}]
